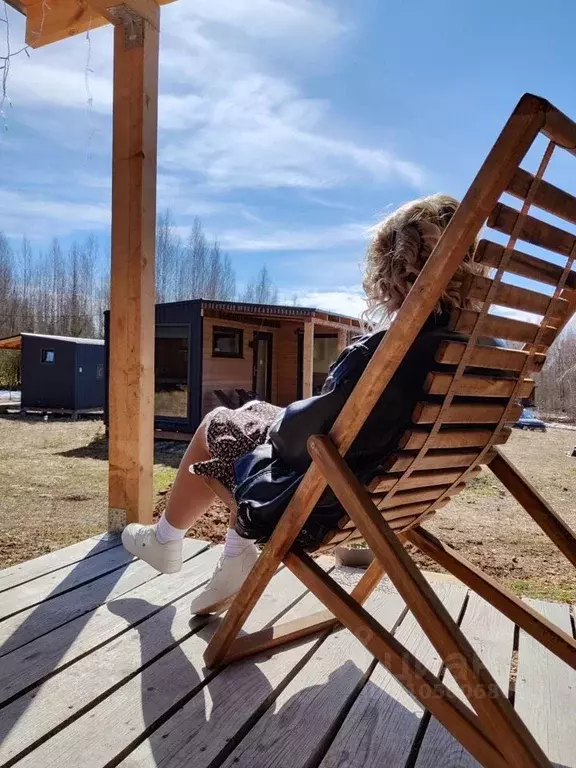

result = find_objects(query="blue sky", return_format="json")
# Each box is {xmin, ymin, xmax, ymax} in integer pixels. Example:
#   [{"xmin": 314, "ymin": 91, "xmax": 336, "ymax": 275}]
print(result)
[{"xmin": 1, "ymin": 0, "xmax": 576, "ymax": 317}]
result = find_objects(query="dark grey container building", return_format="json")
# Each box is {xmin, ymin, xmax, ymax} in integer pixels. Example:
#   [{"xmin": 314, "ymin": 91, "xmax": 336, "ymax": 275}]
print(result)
[{"xmin": 0, "ymin": 333, "xmax": 106, "ymax": 413}]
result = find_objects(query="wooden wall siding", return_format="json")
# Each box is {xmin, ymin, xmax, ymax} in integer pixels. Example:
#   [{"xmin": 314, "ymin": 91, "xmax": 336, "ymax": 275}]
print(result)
[
  {"xmin": 276, "ymin": 323, "xmax": 301, "ymax": 406},
  {"xmin": 201, "ymin": 317, "xmax": 279, "ymax": 415}
]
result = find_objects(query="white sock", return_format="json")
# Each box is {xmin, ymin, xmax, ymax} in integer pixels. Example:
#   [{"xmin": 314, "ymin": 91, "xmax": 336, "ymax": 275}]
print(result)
[
  {"xmin": 155, "ymin": 514, "xmax": 188, "ymax": 545},
  {"xmin": 223, "ymin": 527, "xmax": 255, "ymax": 557}
]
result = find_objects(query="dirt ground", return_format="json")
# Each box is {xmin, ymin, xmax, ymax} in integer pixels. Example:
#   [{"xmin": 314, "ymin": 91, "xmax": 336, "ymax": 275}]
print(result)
[
  {"xmin": 0, "ymin": 414, "xmax": 183, "ymax": 567},
  {"xmin": 1, "ymin": 413, "xmax": 575, "ymax": 601}
]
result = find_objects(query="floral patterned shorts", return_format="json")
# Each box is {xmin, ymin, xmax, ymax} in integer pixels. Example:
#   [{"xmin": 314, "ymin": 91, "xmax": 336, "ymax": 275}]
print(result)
[{"xmin": 189, "ymin": 400, "xmax": 282, "ymax": 493}]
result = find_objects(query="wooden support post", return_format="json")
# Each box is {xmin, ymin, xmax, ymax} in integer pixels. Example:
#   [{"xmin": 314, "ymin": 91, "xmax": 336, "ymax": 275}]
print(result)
[
  {"xmin": 108, "ymin": 5, "xmax": 160, "ymax": 529},
  {"xmin": 302, "ymin": 320, "xmax": 314, "ymax": 399}
]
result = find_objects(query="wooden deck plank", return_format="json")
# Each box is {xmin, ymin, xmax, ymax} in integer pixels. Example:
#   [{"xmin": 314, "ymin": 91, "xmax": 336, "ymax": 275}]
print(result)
[
  {"xmin": 413, "ymin": 592, "xmax": 516, "ymax": 768},
  {"xmin": 12, "ymin": 559, "xmax": 334, "ymax": 768},
  {"xmin": 0, "ymin": 539, "xmax": 208, "ymax": 658},
  {"xmin": 0, "ymin": 546, "xmax": 135, "ymax": 620},
  {"xmin": 319, "ymin": 582, "xmax": 467, "ymax": 768},
  {"xmin": 0, "ymin": 535, "xmax": 121, "ymax": 593},
  {"xmin": 4, "ymin": 539, "xmax": 573, "ymax": 768},
  {"xmin": 216, "ymin": 590, "xmax": 408, "ymax": 768},
  {"xmin": 117, "ymin": 566, "xmax": 352, "ymax": 768},
  {"xmin": 515, "ymin": 598, "xmax": 576, "ymax": 767},
  {"xmin": 0, "ymin": 540, "xmax": 212, "ymax": 705},
  {"xmin": 0, "ymin": 546, "xmax": 223, "ymax": 764}
]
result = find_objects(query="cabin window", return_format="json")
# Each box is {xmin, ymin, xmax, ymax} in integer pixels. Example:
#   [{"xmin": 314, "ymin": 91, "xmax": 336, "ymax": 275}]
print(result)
[
  {"xmin": 154, "ymin": 325, "xmax": 189, "ymax": 420},
  {"xmin": 212, "ymin": 326, "xmax": 243, "ymax": 358},
  {"xmin": 313, "ymin": 334, "xmax": 338, "ymax": 394},
  {"xmin": 41, "ymin": 349, "xmax": 55, "ymax": 364}
]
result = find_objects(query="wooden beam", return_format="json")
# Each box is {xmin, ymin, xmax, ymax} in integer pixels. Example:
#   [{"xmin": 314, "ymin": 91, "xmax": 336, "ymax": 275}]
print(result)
[
  {"xmin": 87, "ymin": 0, "xmax": 161, "ymax": 30},
  {"xmin": 310, "ymin": 317, "xmax": 359, "ymax": 331},
  {"xmin": 307, "ymin": 434, "xmax": 551, "ymax": 768},
  {"xmin": 4, "ymin": 0, "xmax": 26, "ymax": 14},
  {"xmin": 302, "ymin": 320, "xmax": 314, "ymax": 399},
  {"xmin": 489, "ymin": 448, "xmax": 576, "ymax": 569},
  {"xmin": 405, "ymin": 526, "xmax": 576, "ymax": 669},
  {"xmin": 24, "ymin": 0, "xmax": 107, "ymax": 48},
  {"xmin": 22, "ymin": 0, "xmax": 174, "ymax": 49},
  {"xmin": 107, "ymin": 4, "xmax": 159, "ymax": 529},
  {"xmin": 284, "ymin": 551, "xmax": 510, "ymax": 768}
]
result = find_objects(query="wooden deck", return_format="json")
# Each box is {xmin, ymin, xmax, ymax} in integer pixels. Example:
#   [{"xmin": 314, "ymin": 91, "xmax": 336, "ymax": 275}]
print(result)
[{"xmin": 0, "ymin": 535, "xmax": 574, "ymax": 768}]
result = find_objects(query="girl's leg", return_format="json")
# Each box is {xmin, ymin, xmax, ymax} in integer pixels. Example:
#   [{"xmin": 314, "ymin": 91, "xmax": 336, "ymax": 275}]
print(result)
[
  {"xmin": 122, "ymin": 413, "xmax": 257, "ymax": 600},
  {"xmin": 161, "ymin": 417, "xmax": 216, "ymax": 531},
  {"xmin": 122, "ymin": 415, "xmax": 217, "ymax": 571}
]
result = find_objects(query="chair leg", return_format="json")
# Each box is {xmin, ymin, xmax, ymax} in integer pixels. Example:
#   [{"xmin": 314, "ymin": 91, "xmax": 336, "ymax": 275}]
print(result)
[
  {"xmin": 405, "ymin": 525, "xmax": 576, "ymax": 669},
  {"xmin": 203, "ymin": 541, "xmax": 284, "ymax": 668},
  {"xmin": 203, "ymin": 463, "xmax": 336, "ymax": 667},
  {"xmin": 224, "ymin": 609, "xmax": 337, "ymax": 664},
  {"xmin": 286, "ymin": 550, "xmax": 509, "ymax": 768},
  {"xmin": 489, "ymin": 448, "xmax": 576, "ymax": 568},
  {"xmin": 308, "ymin": 435, "xmax": 552, "ymax": 768},
  {"xmin": 223, "ymin": 557, "xmax": 387, "ymax": 664}
]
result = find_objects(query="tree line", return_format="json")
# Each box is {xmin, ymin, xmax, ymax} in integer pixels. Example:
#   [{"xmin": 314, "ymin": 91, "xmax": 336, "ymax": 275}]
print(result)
[
  {"xmin": 534, "ymin": 327, "xmax": 576, "ymax": 419},
  {"xmin": 0, "ymin": 211, "xmax": 279, "ymax": 344}
]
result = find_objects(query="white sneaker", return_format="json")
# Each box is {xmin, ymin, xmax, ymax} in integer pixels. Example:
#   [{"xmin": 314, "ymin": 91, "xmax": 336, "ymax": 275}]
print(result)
[
  {"xmin": 121, "ymin": 524, "xmax": 183, "ymax": 574},
  {"xmin": 190, "ymin": 544, "xmax": 259, "ymax": 615}
]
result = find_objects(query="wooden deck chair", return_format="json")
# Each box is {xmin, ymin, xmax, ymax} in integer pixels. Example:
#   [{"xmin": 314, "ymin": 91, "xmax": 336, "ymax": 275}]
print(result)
[
  {"xmin": 213, "ymin": 389, "xmax": 239, "ymax": 409},
  {"xmin": 204, "ymin": 93, "xmax": 576, "ymax": 768},
  {"xmin": 236, "ymin": 388, "xmax": 260, "ymax": 404}
]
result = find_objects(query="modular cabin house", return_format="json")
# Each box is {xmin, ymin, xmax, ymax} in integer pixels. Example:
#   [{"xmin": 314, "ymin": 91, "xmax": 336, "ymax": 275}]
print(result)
[
  {"xmin": 104, "ymin": 299, "xmax": 361, "ymax": 435},
  {"xmin": 0, "ymin": 332, "xmax": 105, "ymax": 414}
]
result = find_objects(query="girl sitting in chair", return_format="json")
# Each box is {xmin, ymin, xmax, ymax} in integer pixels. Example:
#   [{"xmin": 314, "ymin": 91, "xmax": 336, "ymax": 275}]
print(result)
[{"xmin": 122, "ymin": 194, "xmax": 483, "ymax": 615}]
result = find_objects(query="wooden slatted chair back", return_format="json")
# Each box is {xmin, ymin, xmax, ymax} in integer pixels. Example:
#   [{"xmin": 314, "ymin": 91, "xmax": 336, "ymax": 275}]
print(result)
[{"xmin": 320, "ymin": 105, "xmax": 576, "ymax": 549}]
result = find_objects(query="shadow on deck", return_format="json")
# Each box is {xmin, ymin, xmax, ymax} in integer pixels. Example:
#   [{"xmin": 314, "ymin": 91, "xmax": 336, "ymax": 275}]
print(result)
[{"xmin": 0, "ymin": 536, "xmax": 574, "ymax": 767}]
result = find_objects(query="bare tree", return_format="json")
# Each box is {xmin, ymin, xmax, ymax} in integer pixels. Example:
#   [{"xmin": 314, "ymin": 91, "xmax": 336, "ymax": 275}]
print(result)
[
  {"xmin": 242, "ymin": 265, "xmax": 278, "ymax": 304},
  {"xmin": 94, "ymin": 245, "xmax": 110, "ymax": 338},
  {"xmin": 0, "ymin": 233, "xmax": 15, "ymax": 337},
  {"xmin": 179, "ymin": 218, "xmax": 208, "ymax": 299},
  {"xmin": 205, "ymin": 241, "xmax": 222, "ymax": 299},
  {"xmin": 535, "ymin": 323, "xmax": 576, "ymax": 418},
  {"xmin": 17, "ymin": 237, "xmax": 34, "ymax": 331},
  {"xmin": 220, "ymin": 253, "xmax": 236, "ymax": 301},
  {"xmin": 0, "ymin": 214, "xmax": 284, "ymax": 347},
  {"xmin": 156, "ymin": 209, "xmax": 181, "ymax": 303}
]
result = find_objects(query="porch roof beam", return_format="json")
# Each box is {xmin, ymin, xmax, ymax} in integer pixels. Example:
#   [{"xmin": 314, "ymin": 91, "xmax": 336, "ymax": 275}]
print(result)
[{"xmin": 14, "ymin": 0, "xmax": 175, "ymax": 49}]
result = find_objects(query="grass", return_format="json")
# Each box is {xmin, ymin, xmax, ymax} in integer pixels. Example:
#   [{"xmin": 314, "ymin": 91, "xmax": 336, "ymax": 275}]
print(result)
[
  {"xmin": 1, "ymin": 417, "xmax": 575, "ymax": 604},
  {"xmin": 153, "ymin": 466, "xmax": 178, "ymax": 499},
  {"xmin": 461, "ymin": 473, "xmax": 501, "ymax": 499},
  {"xmin": 0, "ymin": 415, "xmax": 186, "ymax": 568},
  {"xmin": 508, "ymin": 579, "xmax": 576, "ymax": 603}
]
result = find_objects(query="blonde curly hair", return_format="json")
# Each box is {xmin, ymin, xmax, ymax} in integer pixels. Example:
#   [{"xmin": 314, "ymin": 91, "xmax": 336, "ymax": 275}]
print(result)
[{"xmin": 362, "ymin": 194, "xmax": 482, "ymax": 326}]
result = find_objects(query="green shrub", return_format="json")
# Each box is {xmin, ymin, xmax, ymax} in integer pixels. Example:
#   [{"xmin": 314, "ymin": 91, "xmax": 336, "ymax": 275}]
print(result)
[{"xmin": 0, "ymin": 351, "xmax": 21, "ymax": 389}]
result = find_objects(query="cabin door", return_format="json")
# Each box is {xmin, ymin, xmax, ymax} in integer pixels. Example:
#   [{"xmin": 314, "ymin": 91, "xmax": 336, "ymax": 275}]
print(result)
[{"xmin": 252, "ymin": 332, "xmax": 273, "ymax": 401}]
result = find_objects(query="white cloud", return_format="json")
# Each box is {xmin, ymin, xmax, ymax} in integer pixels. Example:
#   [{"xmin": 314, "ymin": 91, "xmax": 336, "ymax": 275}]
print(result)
[
  {"xmin": 185, "ymin": 0, "xmax": 345, "ymax": 45},
  {"xmin": 282, "ymin": 287, "xmax": 367, "ymax": 319},
  {"xmin": 7, "ymin": 62, "xmax": 112, "ymax": 114},
  {"xmin": 4, "ymin": 1, "xmax": 425, "ymax": 193},
  {"xmin": 490, "ymin": 305, "xmax": 543, "ymax": 325},
  {"xmin": 217, "ymin": 221, "xmax": 371, "ymax": 252},
  {"xmin": 0, "ymin": 190, "xmax": 110, "ymax": 238}
]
